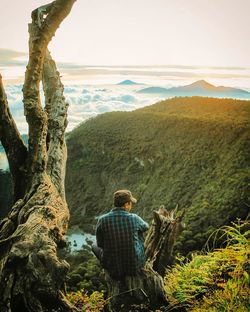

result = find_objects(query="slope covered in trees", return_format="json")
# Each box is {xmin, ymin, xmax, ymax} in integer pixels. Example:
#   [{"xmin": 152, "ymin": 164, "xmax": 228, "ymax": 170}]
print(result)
[{"xmin": 66, "ymin": 96, "xmax": 250, "ymax": 254}]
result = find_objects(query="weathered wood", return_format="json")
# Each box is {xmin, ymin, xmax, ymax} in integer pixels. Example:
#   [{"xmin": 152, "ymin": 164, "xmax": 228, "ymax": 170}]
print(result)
[
  {"xmin": 23, "ymin": 0, "xmax": 75, "ymax": 184},
  {"xmin": 145, "ymin": 206, "xmax": 186, "ymax": 276},
  {"xmin": 43, "ymin": 49, "xmax": 68, "ymax": 200},
  {"xmin": 105, "ymin": 265, "xmax": 167, "ymax": 312},
  {"xmin": 0, "ymin": 1, "xmax": 77, "ymax": 311},
  {"xmin": 106, "ymin": 206, "xmax": 185, "ymax": 311},
  {"xmin": 0, "ymin": 180, "xmax": 74, "ymax": 312}
]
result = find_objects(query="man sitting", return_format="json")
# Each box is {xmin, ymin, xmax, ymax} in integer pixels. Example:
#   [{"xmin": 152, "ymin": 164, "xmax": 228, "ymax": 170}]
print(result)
[{"xmin": 92, "ymin": 189, "xmax": 149, "ymax": 280}]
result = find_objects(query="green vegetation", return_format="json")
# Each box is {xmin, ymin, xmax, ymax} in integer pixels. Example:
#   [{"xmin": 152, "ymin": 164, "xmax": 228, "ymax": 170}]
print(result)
[
  {"xmin": 60, "ymin": 244, "xmax": 107, "ymax": 311},
  {"xmin": 0, "ymin": 169, "xmax": 12, "ymax": 218},
  {"xmin": 66, "ymin": 288, "xmax": 105, "ymax": 312},
  {"xmin": 66, "ymin": 96, "xmax": 250, "ymax": 254},
  {"xmin": 65, "ymin": 219, "xmax": 249, "ymax": 311},
  {"xmin": 60, "ymin": 245, "xmax": 106, "ymax": 293},
  {"xmin": 164, "ymin": 219, "xmax": 250, "ymax": 311}
]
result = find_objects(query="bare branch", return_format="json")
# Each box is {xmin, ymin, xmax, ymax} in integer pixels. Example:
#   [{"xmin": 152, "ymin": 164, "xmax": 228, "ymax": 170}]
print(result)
[
  {"xmin": 42, "ymin": 50, "xmax": 68, "ymax": 199},
  {"xmin": 0, "ymin": 74, "xmax": 28, "ymax": 200},
  {"xmin": 22, "ymin": 0, "xmax": 76, "ymax": 179}
]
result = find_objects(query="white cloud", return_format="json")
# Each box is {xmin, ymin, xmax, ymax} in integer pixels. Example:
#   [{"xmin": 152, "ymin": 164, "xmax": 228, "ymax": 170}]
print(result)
[
  {"xmin": 4, "ymin": 85, "xmax": 27, "ymax": 133},
  {"xmin": 0, "ymin": 49, "xmax": 27, "ymax": 67},
  {"xmin": 63, "ymin": 84, "xmax": 162, "ymax": 130},
  {"xmin": 3, "ymin": 83, "xmax": 162, "ymax": 134}
]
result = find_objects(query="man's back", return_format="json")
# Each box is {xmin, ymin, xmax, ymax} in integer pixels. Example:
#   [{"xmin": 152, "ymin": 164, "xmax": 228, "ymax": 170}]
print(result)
[{"xmin": 96, "ymin": 207, "xmax": 149, "ymax": 279}]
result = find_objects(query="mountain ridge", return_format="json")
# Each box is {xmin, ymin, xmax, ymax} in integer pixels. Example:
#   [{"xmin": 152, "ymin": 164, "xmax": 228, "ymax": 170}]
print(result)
[{"xmin": 137, "ymin": 80, "xmax": 250, "ymax": 99}]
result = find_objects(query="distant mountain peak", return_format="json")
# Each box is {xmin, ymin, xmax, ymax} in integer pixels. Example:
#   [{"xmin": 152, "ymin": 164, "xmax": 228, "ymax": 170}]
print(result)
[
  {"xmin": 136, "ymin": 80, "xmax": 250, "ymax": 99},
  {"xmin": 189, "ymin": 80, "xmax": 215, "ymax": 88},
  {"xmin": 181, "ymin": 80, "xmax": 217, "ymax": 91},
  {"xmin": 117, "ymin": 79, "xmax": 141, "ymax": 85}
]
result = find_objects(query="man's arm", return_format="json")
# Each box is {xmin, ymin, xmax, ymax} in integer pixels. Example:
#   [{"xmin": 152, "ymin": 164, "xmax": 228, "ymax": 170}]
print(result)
[
  {"xmin": 136, "ymin": 215, "xmax": 149, "ymax": 232},
  {"xmin": 96, "ymin": 219, "xmax": 104, "ymax": 248}
]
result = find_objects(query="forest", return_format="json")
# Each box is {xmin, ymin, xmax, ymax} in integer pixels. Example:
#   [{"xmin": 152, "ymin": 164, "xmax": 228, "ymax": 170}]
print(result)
[{"xmin": 66, "ymin": 96, "xmax": 250, "ymax": 254}]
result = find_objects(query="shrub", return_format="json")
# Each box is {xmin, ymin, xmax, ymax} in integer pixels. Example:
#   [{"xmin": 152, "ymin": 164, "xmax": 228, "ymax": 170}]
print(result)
[
  {"xmin": 66, "ymin": 289, "xmax": 105, "ymax": 312},
  {"xmin": 164, "ymin": 219, "xmax": 250, "ymax": 311}
]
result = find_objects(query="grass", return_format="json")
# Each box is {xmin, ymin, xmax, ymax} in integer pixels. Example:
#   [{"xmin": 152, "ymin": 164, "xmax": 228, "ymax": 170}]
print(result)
[{"xmin": 164, "ymin": 219, "xmax": 250, "ymax": 311}]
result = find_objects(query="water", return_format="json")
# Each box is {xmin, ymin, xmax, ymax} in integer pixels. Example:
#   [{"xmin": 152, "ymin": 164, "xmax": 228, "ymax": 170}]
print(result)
[{"xmin": 66, "ymin": 232, "xmax": 96, "ymax": 251}]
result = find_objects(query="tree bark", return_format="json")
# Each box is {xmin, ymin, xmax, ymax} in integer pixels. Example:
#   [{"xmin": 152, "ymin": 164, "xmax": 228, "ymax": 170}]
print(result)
[
  {"xmin": 106, "ymin": 207, "xmax": 185, "ymax": 311},
  {"xmin": 105, "ymin": 265, "xmax": 167, "ymax": 312},
  {"xmin": 145, "ymin": 206, "xmax": 186, "ymax": 276},
  {"xmin": 43, "ymin": 49, "xmax": 68, "ymax": 200},
  {"xmin": 0, "ymin": 1, "xmax": 77, "ymax": 311}
]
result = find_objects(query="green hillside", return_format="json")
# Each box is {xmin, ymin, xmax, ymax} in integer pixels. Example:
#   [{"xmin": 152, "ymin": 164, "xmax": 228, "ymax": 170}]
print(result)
[{"xmin": 65, "ymin": 96, "xmax": 250, "ymax": 254}]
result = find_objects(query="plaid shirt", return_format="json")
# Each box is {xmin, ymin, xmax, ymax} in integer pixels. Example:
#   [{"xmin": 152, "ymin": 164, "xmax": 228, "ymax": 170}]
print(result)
[{"xmin": 96, "ymin": 207, "xmax": 149, "ymax": 279}]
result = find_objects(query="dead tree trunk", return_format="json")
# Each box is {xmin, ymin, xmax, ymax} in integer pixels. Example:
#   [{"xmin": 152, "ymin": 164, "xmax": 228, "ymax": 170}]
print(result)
[
  {"xmin": 0, "ymin": 1, "xmax": 77, "ymax": 311},
  {"xmin": 145, "ymin": 206, "xmax": 186, "ymax": 276},
  {"xmin": 106, "ymin": 206, "xmax": 185, "ymax": 312}
]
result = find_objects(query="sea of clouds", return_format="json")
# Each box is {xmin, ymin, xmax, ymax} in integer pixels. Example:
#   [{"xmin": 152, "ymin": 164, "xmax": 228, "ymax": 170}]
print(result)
[
  {"xmin": 0, "ymin": 83, "xmax": 163, "ymax": 169},
  {"xmin": 5, "ymin": 83, "xmax": 163, "ymax": 134}
]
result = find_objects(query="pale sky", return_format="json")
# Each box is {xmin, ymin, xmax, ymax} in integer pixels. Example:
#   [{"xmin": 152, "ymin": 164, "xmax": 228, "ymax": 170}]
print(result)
[{"xmin": 0, "ymin": 0, "xmax": 250, "ymax": 67}]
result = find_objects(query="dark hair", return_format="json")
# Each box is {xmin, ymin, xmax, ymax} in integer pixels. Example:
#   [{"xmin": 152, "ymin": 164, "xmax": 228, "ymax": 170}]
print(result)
[{"xmin": 114, "ymin": 197, "xmax": 130, "ymax": 207}]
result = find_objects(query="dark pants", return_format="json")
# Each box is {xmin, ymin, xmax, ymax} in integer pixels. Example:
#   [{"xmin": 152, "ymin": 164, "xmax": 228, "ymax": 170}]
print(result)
[
  {"xmin": 92, "ymin": 244, "xmax": 136, "ymax": 281},
  {"xmin": 91, "ymin": 244, "xmax": 103, "ymax": 262}
]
